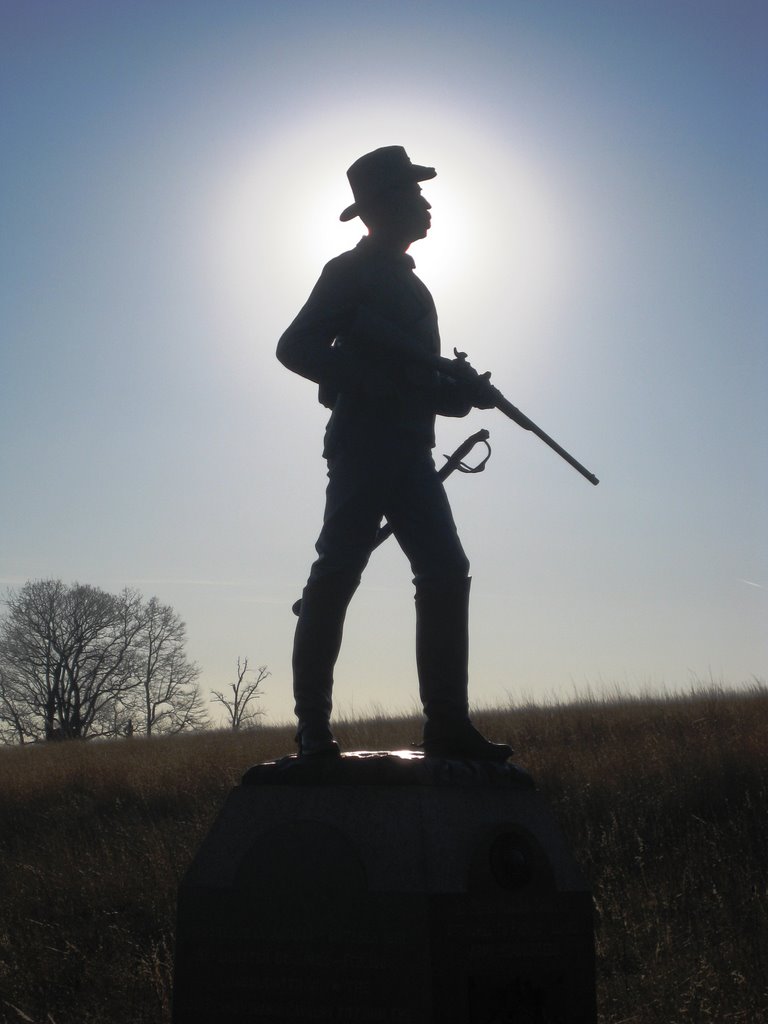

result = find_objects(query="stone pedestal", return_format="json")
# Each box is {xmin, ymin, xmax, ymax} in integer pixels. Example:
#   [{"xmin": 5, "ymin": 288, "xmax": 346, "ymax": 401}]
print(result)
[{"xmin": 173, "ymin": 751, "xmax": 596, "ymax": 1024}]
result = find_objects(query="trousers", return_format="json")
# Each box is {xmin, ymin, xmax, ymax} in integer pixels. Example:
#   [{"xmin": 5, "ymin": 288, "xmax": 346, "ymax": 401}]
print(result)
[
  {"xmin": 292, "ymin": 445, "xmax": 471, "ymax": 747},
  {"xmin": 308, "ymin": 445, "xmax": 470, "ymax": 586}
]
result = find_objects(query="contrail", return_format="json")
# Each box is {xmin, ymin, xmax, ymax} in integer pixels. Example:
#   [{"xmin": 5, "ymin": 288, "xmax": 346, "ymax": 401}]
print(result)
[{"xmin": 738, "ymin": 579, "xmax": 764, "ymax": 589}]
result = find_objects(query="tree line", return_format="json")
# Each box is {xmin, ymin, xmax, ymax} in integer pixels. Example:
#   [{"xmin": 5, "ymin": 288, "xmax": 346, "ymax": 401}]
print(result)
[{"xmin": 0, "ymin": 579, "xmax": 266, "ymax": 744}]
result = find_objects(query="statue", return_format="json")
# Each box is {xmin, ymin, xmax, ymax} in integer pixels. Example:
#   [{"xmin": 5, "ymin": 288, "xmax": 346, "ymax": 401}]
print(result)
[{"xmin": 277, "ymin": 146, "xmax": 513, "ymax": 760}]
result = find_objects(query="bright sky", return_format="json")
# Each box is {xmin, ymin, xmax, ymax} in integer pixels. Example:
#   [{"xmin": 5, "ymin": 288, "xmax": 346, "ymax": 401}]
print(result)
[{"xmin": 2, "ymin": 0, "xmax": 766, "ymax": 726}]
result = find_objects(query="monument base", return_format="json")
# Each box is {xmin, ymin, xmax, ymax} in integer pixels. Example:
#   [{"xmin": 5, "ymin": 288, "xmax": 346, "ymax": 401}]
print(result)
[{"xmin": 173, "ymin": 751, "xmax": 596, "ymax": 1024}]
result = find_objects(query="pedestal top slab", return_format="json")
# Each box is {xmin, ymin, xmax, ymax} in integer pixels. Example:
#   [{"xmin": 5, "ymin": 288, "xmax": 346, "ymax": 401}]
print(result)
[{"xmin": 241, "ymin": 749, "xmax": 535, "ymax": 789}]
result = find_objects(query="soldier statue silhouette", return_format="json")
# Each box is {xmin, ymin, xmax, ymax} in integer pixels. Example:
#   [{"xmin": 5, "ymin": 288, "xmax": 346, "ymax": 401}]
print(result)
[{"xmin": 277, "ymin": 145, "xmax": 513, "ymax": 760}]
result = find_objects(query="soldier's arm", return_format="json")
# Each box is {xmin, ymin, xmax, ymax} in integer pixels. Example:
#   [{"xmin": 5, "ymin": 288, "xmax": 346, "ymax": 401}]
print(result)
[
  {"xmin": 349, "ymin": 305, "xmax": 491, "ymax": 417},
  {"xmin": 276, "ymin": 257, "xmax": 364, "ymax": 388},
  {"xmin": 349, "ymin": 304, "xmax": 489, "ymax": 386},
  {"xmin": 277, "ymin": 257, "xmax": 487, "ymax": 407}
]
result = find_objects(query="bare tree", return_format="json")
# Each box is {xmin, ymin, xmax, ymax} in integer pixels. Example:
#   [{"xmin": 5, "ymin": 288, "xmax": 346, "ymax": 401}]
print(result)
[
  {"xmin": 0, "ymin": 580, "xmax": 141, "ymax": 741},
  {"xmin": 0, "ymin": 665, "xmax": 35, "ymax": 744},
  {"xmin": 0, "ymin": 580, "xmax": 207, "ymax": 743},
  {"xmin": 211, "ymin": 658, "xmax": 268, "ymax": 729},
  {"xmin": 128, "ymin": 596, "xmax": 208, "ymax": 735}
]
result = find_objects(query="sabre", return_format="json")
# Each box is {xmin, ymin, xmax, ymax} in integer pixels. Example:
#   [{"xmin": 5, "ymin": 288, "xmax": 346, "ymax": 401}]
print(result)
[{"xmin": 372, "ymin": 427, "xmax": 491, "ymax": 549}]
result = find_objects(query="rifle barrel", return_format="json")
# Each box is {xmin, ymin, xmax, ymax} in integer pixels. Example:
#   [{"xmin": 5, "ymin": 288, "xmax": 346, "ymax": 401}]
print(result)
[{"xmin": 490, "ymin": 386, "xmax": 599, "ymax": 486}]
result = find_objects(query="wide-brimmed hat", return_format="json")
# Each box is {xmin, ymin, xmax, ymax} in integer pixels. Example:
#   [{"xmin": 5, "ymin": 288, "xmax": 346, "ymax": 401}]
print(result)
[{"xmin": 339, "ymin": 146, "xmax": 436, "ymax": 222}]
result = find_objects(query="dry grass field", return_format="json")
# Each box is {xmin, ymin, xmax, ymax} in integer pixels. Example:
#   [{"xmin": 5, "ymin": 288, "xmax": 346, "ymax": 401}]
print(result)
[{"xmin": 0, "ymin": 683, "xmax": 765, "ymax": 1023}]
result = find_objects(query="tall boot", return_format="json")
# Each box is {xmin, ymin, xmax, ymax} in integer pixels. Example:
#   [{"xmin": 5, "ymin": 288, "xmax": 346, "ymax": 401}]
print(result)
[
  {"xmin": 292, "ymin": 571, "xmax": 359, "ymax": 757},
  {"xmin": 416, "ymin": 577, "xmax": 513, "ymax": 761}
]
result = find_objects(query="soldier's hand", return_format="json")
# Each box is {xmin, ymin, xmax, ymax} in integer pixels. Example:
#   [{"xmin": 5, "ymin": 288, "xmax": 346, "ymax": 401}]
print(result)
[
  {"xmin": 449, "ymin": 351, "xmax": 496, "ymax": 409},
  {"xmin": 435, "ymin": 352, "xmax": 497, "ymax": 412},
  {"xmin": 435, "ymin": 355, "xmax": 472, "ymax": 380},
  {"xmin": 471, "ymin": 371, "xmax": 496, "ymax": 409},
  {"xmin": 436, "ymin": 350, "xmax": 484, "ymax": 383}
]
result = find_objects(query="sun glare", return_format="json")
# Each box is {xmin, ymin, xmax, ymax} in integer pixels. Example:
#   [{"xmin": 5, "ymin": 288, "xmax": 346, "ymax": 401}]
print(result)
[{"xmin": 204, "ymin": 102, "xmax": 575, "ymax": 383}]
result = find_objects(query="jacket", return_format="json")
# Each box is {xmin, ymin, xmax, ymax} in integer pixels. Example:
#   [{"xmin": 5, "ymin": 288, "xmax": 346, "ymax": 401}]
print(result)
[{"xmin": 277, "ymin": 236, "xmax": 470, "ymax": 457}]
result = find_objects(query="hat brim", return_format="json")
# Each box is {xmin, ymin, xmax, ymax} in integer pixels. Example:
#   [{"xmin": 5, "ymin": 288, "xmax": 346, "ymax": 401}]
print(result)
[{"xmin": 339, "ymin": 165, "xmax": 436, "ymax": 222}]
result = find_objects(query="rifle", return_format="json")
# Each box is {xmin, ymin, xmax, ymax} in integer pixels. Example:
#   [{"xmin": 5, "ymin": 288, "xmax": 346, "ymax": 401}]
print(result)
[
  {"xmin": 451, "ymin": 350, "xmax": 599, "ymax": 486},
  {"xmin": 291, "ymin": 429, "xmax": 492, "ymax": 615},
  {"xmin": 344, "ymin": 309, "xmax": 599, "ymax": 484}
]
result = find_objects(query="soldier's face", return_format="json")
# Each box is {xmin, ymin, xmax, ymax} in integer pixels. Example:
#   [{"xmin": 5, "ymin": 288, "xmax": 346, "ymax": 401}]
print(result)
[{"xmin": 380, "ymin": 182, "xmax": 432, "ymax": 242}]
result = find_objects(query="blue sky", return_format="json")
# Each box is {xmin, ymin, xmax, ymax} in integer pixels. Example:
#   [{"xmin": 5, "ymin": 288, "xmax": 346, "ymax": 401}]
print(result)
[{"xmin": 1, "ymin": 0, "xmax": 766, "ymax": 725}]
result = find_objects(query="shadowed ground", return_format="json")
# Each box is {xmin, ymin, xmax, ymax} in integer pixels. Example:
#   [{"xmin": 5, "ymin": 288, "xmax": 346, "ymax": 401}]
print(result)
[{"xmin": 0, "ymin": 683, "xmax": 765, "ymax": 1023}]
